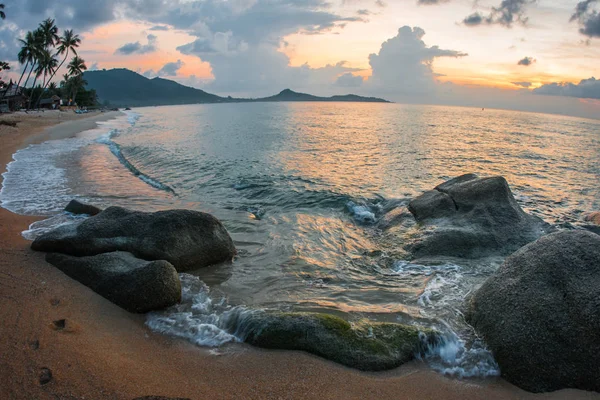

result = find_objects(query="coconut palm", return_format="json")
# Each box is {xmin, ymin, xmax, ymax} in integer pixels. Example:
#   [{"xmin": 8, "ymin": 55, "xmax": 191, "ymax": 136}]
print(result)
[
  {"xmin": 0, "ymin": 4, "xmax": 6, "ymax": 20},
  {"xmin": 64, "ymin": 57, "xmax": 86, "ymax": 105},
  {"xmin": 21, "ymin": 29, "xmax": 44, "ymax": 92},
  {"xmin": 14, "ymin": 32, "xmax": 37, "ymax": 90},
  {"xmin": 35, "ymin": 29, "xmax": 80, "ymax": 107},
  {"xmin": 32, "ymin": 49, "xmax": 58, "ymax": 108},
  {"xmin": 37, "ymin": 18, "xmax": 59, "ymax": 47},
  {"xmin": 67, "ymin": 56, "xmax": 87, "ymax": 77},
  {"xmin": 68, "ymin": 74, "xmax": 87, "ymax": 106}
]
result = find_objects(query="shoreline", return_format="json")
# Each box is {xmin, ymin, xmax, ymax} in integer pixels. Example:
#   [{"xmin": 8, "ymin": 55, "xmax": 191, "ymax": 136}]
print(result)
[{"xmin": 0, "ymin": 111, "xmax": 598, "ymax": 399}]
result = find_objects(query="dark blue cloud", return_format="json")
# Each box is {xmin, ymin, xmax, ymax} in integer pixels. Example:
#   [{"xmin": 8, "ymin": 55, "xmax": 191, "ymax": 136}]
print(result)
[
  {"xmin": 533, "ymin": 77, "xmax": 600, "ymax": 99},
  {"xmin": 517, "ymin": 56, "xmax": 535, "ymax": 66},
  {"xmin": 571, "ymin": 0, "xmax": 600, "ymax": 38},
  {"xmin": 462, "ymin": 0, "xmax": 534, "ymax": 27},
  {"xmin": 115, "ymin": 34, "xmax": 157, "ymax": 55}
]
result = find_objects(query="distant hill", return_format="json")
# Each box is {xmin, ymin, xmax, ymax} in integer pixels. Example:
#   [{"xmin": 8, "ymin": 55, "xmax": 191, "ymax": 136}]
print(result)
[
  {"xmin": 260, "ymin": 89, "xmax": 389, "ymax": 103},
  {"xmin": 84, "ymin": 69, "xmax": 390, "ymax": 107},
  {"xmin": 84, "ymin": 68, "xmax": 224, "ymax": 106}
]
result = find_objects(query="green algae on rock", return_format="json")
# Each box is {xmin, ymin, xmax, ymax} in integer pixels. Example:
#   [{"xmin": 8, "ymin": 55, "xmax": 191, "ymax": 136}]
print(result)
[{"xmin": 236, "ymin": 312, "xmax": 436, "ymax": 371}]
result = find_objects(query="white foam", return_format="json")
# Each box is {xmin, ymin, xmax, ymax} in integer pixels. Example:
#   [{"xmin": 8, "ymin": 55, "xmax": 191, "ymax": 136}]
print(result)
[
  {"xmin": 22, "ymin": 213, "xmax": 86, "ymax": 240},
  {"xmin": 1, "ymin": 113, "xmax": 131, "ymax": 217},
  {"xmin": 346, "ymin": 201, "xmax": 376, "ymax": 224},
  {"xmin": 391, "ymin": 260, "xmax": 499, "ymax": 378},
  {"xmin": 124, "ymin": 110, "xmax": 141, "ymax": 125},
  {"xmin": 392, "ymin": 260, "xmax": 461, "ymax": 276},
  {"xmin": 146, "ymin": 274, "xmax": 250, "ymax": 347},
  {"xmin": 0, "ymin": 136, "xmax": 89, "ymax": 215},
  {"xmin": 420, "ymin": 331, "xmax": 500, "ymax": 378}
]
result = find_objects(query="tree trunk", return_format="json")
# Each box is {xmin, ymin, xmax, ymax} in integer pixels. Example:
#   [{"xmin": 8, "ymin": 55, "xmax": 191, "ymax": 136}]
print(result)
[
  {"xmin": 27, "ymin": 75, "xmax": 39, "ymax": 110},
  {"xmin": 22, "ymin": 62, "xmax": 36, "ymax": 90},
  {"xmin": 35, "ymin": 74, "xmax": 48, "ymax": 109},
  {"xmin": 35, "ymin": 50, "xmax": 69, "ymax": 110}
]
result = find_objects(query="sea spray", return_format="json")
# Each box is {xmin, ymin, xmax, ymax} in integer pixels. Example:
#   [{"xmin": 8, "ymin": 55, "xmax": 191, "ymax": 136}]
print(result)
[
  {"xmin": 391, "ymin": 260, "xmax": 500, "ymax": 378},
  {"xmin": 346, "ymin": 201, "xmax": 377, "ymax": 224},
  {"xmin": 419, "ymin": 330, "xmax": 500, "ymax": 378},
  {"xmin": 22, "ymin": 213, "xmax": 86, "ymax": 240},
  {"xmin": 146, "ymin": 274, "xmax": 253, "ymax": 347}
]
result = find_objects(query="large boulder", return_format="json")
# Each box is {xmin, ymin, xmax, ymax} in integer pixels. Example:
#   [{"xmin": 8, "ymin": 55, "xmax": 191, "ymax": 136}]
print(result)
[
  {"xmin": 64, "ymin": 199, "xmax": 102, "ymax": 216},
  {"xmin": 405, "ymin": 174, "xmax": 553, "ymax": 258},
  {"xmin": 234, "ymin": 312, "xmax": 435, "ymax": 371},
  {"xmin": 32, "ymin": 206, "xmax": 236, "ymax": 272},
  {"xmin": 466, "ymin": 230, "xmax": 600, "ymax": 393},
  {"xmin": 46, "ymin": 252, "xmax": 181, "ymax": 313}
]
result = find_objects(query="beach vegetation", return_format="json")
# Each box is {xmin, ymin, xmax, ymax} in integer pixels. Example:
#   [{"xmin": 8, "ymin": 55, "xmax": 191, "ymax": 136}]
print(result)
[{"xmin": 7, "ymin": 17, "xmax": 97, "ymax": 109}]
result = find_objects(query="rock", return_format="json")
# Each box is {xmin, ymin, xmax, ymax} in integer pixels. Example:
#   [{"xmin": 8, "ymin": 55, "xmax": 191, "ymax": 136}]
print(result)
[
  {"xmin": 236, "ymin": 312, "xmax": 435, "ymax": 371},
  {"xmin": 582, "ymin": 225, "xmax": 600, "ymax": 235},
  {"xmin": 405, "ymin": 174, "xmax": 553, "ymax": 258},
  {"xmin": 584, "ymin": 211, "xmax": 600, "ymax": 225},
  {"xmin": 64, "ymin": 199, "xmax": 102, "ymax": 216},
  {"xmin": 52, "ymin": 319, "xmax": 66, "ymax": 330},
  {"xmin": 466, "ymin": 230, "xmax": 600, "ymax": 393},
  {"xmin": 39, "ymin": 368, "xmax": 52, "ymax": 385},
  {"xmin": 32, "ymin": 206, "xmax": 236, "ymax": 272},
  {"xmin": 408, "ymin": 190, "xmax": 456, "ymax": 222},
  {"xmin": 46, "ymin": 252, "xmax": 181, "ymax": 313}
]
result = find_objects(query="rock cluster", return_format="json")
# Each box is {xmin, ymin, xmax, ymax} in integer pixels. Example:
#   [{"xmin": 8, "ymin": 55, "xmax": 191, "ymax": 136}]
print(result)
[
  {"xmin": 405, "ymin": 174, "xmax": 553, "ymax": 259},
  {"xmin": 32, "ymin": 203, "xmax": 236, "ymax": 313},
  {"xmin": 467, "ymin": 230, "xmax": 600, "ymax": 393}
]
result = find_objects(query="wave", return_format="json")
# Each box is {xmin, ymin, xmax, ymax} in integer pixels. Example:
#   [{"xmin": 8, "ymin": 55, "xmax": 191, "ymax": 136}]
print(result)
[
  {"xmin": 146, "ymin": 274, "xmax": 251, "ymax": 347},
  {"xmin": 96, "ymin": 130, "xmax": 176, "ymax": 195}
]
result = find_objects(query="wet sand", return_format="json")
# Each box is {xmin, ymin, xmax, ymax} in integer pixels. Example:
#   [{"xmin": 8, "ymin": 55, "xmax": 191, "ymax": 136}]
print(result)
[{"xmin": 0, "ymin": 110, "xmax": 598, "ymax": 400}]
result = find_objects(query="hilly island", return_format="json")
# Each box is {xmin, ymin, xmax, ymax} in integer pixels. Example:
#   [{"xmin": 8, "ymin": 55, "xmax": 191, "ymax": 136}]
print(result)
[{"xmin": 83, "ymin": 68, "xmax": 390, "ymax": 107}]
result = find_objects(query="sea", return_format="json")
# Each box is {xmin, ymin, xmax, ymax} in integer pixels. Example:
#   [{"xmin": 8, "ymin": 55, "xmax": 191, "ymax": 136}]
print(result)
[{"xmin": 2, "ymin": 102, "xmax": 599, "ymax": 378}]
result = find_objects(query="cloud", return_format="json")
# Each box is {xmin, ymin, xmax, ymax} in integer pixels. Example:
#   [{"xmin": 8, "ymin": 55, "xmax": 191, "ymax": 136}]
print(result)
[
  {"xmin": 375, "ymin": 0, "xmax": 387, "ymax": 6},
  {"xmin": 462, "ymin": 0, "xmax": 534, "ymax": 27},
  {"xmin": 115, "ymin": 34, "xmax": 157, "ymax": 55},
  {"xmin": 335, "ymin": 72, "xmax": 364, "ymax": 87},
  {"xmin": 157, "ymin": 59, "xmax": 184, "ymax": 77},
  {"xmin": 357, "ymin": 9, "xmax": 371, "ymax": 15},
  {"xmin": 517, "ymin": 56, "xmax": 535, "ymax": 66},
  {"xmin": 157, "ymin": 0, "xmax": 367, "ymax": 95},
  {"xmin": 366, "ymin": 26, "xmax": 467, "ymax": 95},
  {"xmin": 149, "ymin": 25, "xmax": 170, "ymax": 31},
  {"xmin": 89, "ymin": 62, "xmax": 100, "ymax": 71},
  {"xmin": 512, "ymin": 81, "xmax": 532, "ymax": 87},
  {"xmin": 533, "ymin": 77, "xmax": 600, "ymax": 99},
  {"xmin": 571, "ymin": 0, "xmax": 600, "ymax": 38},
  {"xmin": 11, "ymin": 0, "xmax": 119, "ymax": 31},
  {"xmin": 463, "ymin": 13, "xmax": 484, "ymax": 26}
]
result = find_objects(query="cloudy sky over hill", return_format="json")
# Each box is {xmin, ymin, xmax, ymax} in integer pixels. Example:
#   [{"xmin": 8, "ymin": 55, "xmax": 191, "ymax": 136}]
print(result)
[{"xmin": 1, "ymin": 0, "xmax": 599, "ymax": 117}]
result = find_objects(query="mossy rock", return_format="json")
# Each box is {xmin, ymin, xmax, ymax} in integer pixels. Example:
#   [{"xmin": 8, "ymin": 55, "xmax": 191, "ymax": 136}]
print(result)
[{"xmin": 235, "ymin": 312, "xmax": 436, "ymax": 371}]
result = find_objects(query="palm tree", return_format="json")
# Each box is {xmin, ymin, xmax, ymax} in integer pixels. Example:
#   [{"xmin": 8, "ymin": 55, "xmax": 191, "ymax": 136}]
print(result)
[
  {"xmin": 21, "ymin": 29, "xmax": 44, "ymax": 92},
  {"xmin": 66, "ymin": 57, "xmax": 87, "ymax": 105},
  {"xmin": 0, "ymin": 4, "xmax": 6, "ymax": 20},
  {"xmin": 32, "ymin": 49, "xmax": 58, "ymax": 108},
  {"xmin": 35, "ymin": 29, "xmax": 80, "ymax": 107},
  {"xmin": 47, "ymin": 81, "xmax": 57, "ymax": 94},
  {"xmin": 67, "ymin": 56, "xmax": 87, "ymax": 76},
  {"xmin": 38, "ymin": 18, "xmax": 59, "ymax": 48}
]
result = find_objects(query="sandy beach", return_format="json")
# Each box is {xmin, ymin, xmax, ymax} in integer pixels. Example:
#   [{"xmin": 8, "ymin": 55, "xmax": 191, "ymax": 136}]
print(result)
[{"xmin": 0, "ymin": 110, "xmax": 598, "ymax": 400}]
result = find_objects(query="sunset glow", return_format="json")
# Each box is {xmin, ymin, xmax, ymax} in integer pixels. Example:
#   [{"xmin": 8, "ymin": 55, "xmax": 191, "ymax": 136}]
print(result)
[{"xmin": 1, "ymin": 0, "xmax": 599, "ymax": 118}]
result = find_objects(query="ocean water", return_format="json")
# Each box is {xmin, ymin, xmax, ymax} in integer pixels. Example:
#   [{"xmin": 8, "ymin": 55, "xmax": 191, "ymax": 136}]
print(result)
[{"xmin": 2, "ymin": 103, "xmax": 599, "ymax": 377}]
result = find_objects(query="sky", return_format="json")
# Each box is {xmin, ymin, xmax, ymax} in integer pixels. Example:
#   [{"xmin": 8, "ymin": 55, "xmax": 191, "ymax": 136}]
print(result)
[{"xmin": 1, "ymin": 0, "xmax": 599, "ymax": 119}]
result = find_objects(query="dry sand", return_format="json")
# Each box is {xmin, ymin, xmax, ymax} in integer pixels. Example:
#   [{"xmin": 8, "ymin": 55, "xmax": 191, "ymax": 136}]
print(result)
[{"xmin": 0, "ymin": 110, "xmax": 598, "ymax": 400}]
